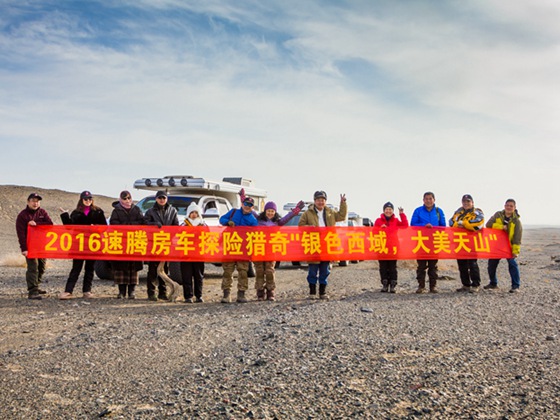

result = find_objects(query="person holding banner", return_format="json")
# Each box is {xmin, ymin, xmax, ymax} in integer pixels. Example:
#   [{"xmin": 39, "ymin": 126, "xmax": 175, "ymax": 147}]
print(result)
[
  {"xmin": 58, "ymin": 191, "xmax": 107, "ymax": 300},
  {"xmin": 298, "ymin": 190, "xmax": 347, "ymax": 300},
  {"xmin": 219, "ymin": 197, "xmax": 258, "ymax": 303},
  {"xmin": 410, "ymin": 192, "xmax": 446, "ymax": 293},
  {"xmin": 144, "ymin": 190, "xmax": 179, "ymax": 302},
  {"xmin": 449, "ymin": 194, "xmax": 485, "ymax": 293},
  {"xmin": 484, "ymin": 199, "xmax": 522, "ymax": 293},
  {"xmin": 181, "ymin": 203, "xmax": 206, "ymax": 303},
  {"xmin": 16, "ymin": 192, "xmax": 54, "ymax": 300},
  {"xmin": 109, "ymin": 190, "xmax": 146, "ymax": 299},
  {"xmin": 254, "ymin": 200, "xmax": 305, "ymax": 301},
  {"xmin": 374, "ymin": 202, "xmax": 408, "ymax": 293}
]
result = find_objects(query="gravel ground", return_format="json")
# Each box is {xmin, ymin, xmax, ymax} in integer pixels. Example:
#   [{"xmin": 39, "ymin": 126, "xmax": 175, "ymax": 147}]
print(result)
[{"xmin": 0, "ymin": 228, "xmax": 559, "ymax": 419}]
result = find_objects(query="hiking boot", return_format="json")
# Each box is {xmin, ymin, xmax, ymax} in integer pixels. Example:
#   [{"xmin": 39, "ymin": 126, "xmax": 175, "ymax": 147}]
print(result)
[
  {"xmin": 389, "ymin": 280, "xmax": 397, "ymax": 294},
  {"xmin": 456, "ymin": 286, "xmax": 470, "ymax": 292},
  {"xmin": 509, "ymin": 288, "xmax": 520, "ymax": 294},
  {"xmin": 59, "ymin": 292, "xmax": 73, "ymax": 300},
  {"xmin": 221, "ymin": 289, "xmax": 231, "ymax": 303},
  {"xmin": 82, "ymin": 292, "xmax": 94, "ymax": 299},
  {"xmin": 256, "ymin": 289, "xmax": 266, "ymax": 301},
  {"xmin": 28, "ymin": 293, "xmax": 42, "ymax": 300},
  {"xmin": 483, "ymin": 283, "xmax": 498, "ymax": 290},
  {"xmin": 237, "ymin": 290, "xmax": 248, "ymax": 303},
  {"xmin": 416, "ymin": 287, "xmax": 427, "ymax": 294},
  {"xmin": 469, "ymin": 286, "xmax": 480, "ymax": 293},
  {"xmin": 381, "ymin": 279, "xmax": 389, "ymax": 293},
  {"xmin": 266, "ymin": 289, "xmax": 275, "ymax": 302},
  {"xmin": 429, "ymin": 287, "xmax": 439, "ymax": 294},
  {"xmin": 148, "ymin": 295, "xmax": 158, "ymax": 302},
  {"xmin": 319, "ymin": 284, "xmax": 328, "ymax": 300},
  {"xmin": 309, "ymin": 284, "xmax": 317, "ymax": 299},
  {"xmin": 38, "ymin": 289, "xmax": 48, "ymax": 295}
]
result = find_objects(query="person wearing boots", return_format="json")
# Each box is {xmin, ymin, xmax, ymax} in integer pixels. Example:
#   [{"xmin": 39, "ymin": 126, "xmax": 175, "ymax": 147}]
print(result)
[
  {"xmin": 109, "ymin": 190, "xmax": 146, "ymax": 299},
  {"xmin": 145, "ymin": 190, "xmax": 179, "ymax": 301},
  {"xmin": 374, "ymin": 202, "xmax": 408, "ymax": 293},
  {"xmin": 16, "ymin": 192, "xmax": 54, "ymax": 300},
  {"xmin": 181, "ymin": 203, "xmax": 206, "ymax": 303},
  {"xmin": 219, "ymin": 197, "xmax": 258, "ymax": 303},
  {"xmin": 484, "ymin": 199, "xmax": 522, "ymax": 293},
  {"xmin": 410, "ymin": 192, "xmax": 446, "ymax": 293},
  {"xmin": 58, "ymin": 191, "xmax": 107, "ymax": 300},
  {"xmin": 298, "ymin": 190, "xmax": 347, "ymax": 300},
  {"xmin": 449, "ymin": 194, "xmax": 485, "ymax": 293}
]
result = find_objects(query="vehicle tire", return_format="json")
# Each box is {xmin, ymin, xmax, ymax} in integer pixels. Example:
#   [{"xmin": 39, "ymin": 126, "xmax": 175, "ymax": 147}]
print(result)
[
  {"xmin": 247, "ymin": 261, "xmax": 256, "ymax": 278},
  {"xmin": 275, "ymin": 261, "xmax": 281, "ymax": 269},
  {"xmin": 338, "ymin": 260, "xmax": 349, "ymax": 267},
  {"xmin": 168, "ymin": 262, "xmax": 183, "ymax": 285},
  {"xmin": 94, "ymin": 260, "xmax": 114, "ymax": 280}
]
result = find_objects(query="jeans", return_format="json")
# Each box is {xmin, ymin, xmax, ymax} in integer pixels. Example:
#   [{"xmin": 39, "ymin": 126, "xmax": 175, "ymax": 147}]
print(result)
[
  {"xmin": 307, "ymin": 262, "xmax": 330, "ymax": 285},
  {"xmin": 487, "ymin": 258, "xmax": 520, "ymax": 289}
]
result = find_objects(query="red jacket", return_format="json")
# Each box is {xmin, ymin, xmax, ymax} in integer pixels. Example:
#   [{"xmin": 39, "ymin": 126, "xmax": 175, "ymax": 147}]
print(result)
[
  {"xmin": 16, "ymin": 207, "xmax": 53, "ymax": 252},
  {"xmin": 374, "ymin": 213, "xmax": 408, "ymax": 230}
]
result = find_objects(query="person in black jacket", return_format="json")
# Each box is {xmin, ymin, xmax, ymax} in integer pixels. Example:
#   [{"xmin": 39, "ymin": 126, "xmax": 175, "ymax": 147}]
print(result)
[
  {"xmin": 144, "ymin": 190, "xmax": 179, "ymax": 301},
  {"xmin": 59, "ymin": 191, "xmax": 107, "ymax": 300},
  {"xmin": 109, "ymin": 190, "xmax": 146, "ymax": 299}
]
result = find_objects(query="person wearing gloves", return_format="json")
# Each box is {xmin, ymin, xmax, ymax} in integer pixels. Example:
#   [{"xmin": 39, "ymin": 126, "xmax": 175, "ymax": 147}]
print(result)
[
  {"xmin": 255, "ymin": 200, "xmax": 305, "ymax": 301},
  {"xmin": 144, "ymin": 190, "xmax": 179, "ymax": 301},
  {"xmin": 449, "ymin": 194, "xmax": 485, "ymax": 293},
  {"xmin": 58, "ymin": 191, "xmax": 107, "ymax": 300},
  {"xmin": 16, "ymin": 192, "xmax": 54, "ymax": 300},
  {"xmin": 484, "ymin": 199, "xmax": 522, "ymax": 293},
  {"xmin": 181, "ymin": 202, "xmax": 206, "ymax": 303},
  {"xmin": 219, "ymin": 197, "xmax": 258, "ymax": 303},
  {"xmin": 374, "ymin": 202, "xmax": 408, "ymax": 293},
  {"xmin": 298, "ymin": 190, "xmax": 347, "ymax": 300},
  {"xmin": 109, "ymin": 190, "xmax": 146, "ymax": 299}
]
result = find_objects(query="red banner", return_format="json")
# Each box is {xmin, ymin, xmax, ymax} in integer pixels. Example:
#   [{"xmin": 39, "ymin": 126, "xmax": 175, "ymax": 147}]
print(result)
[{"xmin": 26, "ymin": 225, "xmax": 512, "ymax": 262}]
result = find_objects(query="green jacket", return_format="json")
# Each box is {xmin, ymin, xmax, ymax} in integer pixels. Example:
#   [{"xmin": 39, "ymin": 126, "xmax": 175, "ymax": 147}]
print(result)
[
  {"xmin": 486, "ymin": 210, "xmax": 522, "ymax": 255},
  {"xmin": 298, "ymin": 201, "xmax": 347, "ymax": 227}
]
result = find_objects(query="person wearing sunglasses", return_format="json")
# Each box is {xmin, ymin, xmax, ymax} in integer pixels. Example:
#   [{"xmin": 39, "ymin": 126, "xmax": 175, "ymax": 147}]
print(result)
[
  {"xmin": 58, "ymin": 191, "xmax": 107, "ymax": 300},
  {"xmin": 109, "ymin": 190, "xmax": 147, "ymax": 299},
  {"xmin": 218, "ymin": 195, "xmax": 258, "ymax": 303}
]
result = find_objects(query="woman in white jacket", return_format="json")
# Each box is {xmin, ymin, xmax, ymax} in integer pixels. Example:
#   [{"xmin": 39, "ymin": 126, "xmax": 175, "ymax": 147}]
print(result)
[{"xmin": 180, "ymin": 203, "xmax": 206, "ymax": 302}]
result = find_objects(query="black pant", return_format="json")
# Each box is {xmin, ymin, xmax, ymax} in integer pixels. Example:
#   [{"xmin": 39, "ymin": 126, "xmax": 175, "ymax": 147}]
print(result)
[
  {"xmin": 147, "ymin": 261, "xmax": 167, "ymax": 297},
  {"xmin": 379, "ymin": 260, "xmax": 397, "ymax": 283},
  {"xmin": 181, "ymin": 262, "xmax": 204, "ymax": 299},
  {"xmin": 64, "ymin": 259, "xmax": 95, "ymax": 293},
  {"xmin": 457, "ymin": 259, "xmax": 481, "ymax": 287}
]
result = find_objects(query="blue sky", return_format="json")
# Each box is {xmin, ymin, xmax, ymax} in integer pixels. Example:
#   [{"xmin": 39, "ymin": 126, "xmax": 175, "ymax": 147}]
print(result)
[{"xmin": 1, "ymin": 0, "xmax": 558, "ymax": 225}]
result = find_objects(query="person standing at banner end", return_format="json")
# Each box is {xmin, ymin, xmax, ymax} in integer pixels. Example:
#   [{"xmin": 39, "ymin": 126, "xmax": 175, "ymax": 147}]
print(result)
[
  {"xmin": 109, "ymin": 190, "xmax": 146, "ymax": 299},
  {"xmin": 449, "ymin": 194, "xmax": 485, "ymax": 293},
  {"xmin": 298, "ymin": 190, "xmax": 347, "ymax": 300},
  {"xmin": 410, "ymin": 191, "xmax": 446, "ymax": 293},
  {"xmin": 58, "ymin": 191, "xmax": 107, "ymax": 300},
  {"xmin": 16, "ymin": 192, "xmax": 54, "ymax": 300},
  {"xmin": 484, "ymin": 199, "xmax": 522, "ymax": 293},
  {"xmin": 374, "ymin": 202, "xmax": 408, "ymax": 293},
  {"xmin": 219, "ymin": 196, "xmax": 258, "ymax": 303}
]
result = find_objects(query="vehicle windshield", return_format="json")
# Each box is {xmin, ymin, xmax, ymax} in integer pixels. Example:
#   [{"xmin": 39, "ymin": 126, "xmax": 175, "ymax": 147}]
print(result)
[
  {"xmin": 284, "ymin": 215, "xmax": 301, "ymax": 226},
  {"xmin": 137, "ymin": 196, "xmax": 197, "ymax": 216}
]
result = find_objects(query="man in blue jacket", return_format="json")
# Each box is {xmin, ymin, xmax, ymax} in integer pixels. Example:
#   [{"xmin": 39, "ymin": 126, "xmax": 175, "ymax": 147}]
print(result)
[
  {"xmin": 410, "ymin": 192, "xmax": 446, "ymax": 293},
  {"xmin": 219, "ymin": 197, "xmax": 258, "ymax": 303}
]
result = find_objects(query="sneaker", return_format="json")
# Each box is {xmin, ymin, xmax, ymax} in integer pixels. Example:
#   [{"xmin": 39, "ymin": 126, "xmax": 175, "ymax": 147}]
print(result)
[
  {"xmin": 256, "ymin": 289, "xmax": 266, "ymax": 301},
  {"xmin": 509, "ymin": 288, "xmax": 520, "ymax": 293},
  {"xmin": 184, "ymin": 297, "xmax": 193, "ymax": 303},
  {"xmin": 483, "ymin": 284, "xmax": 498, "ymax": 290},
  {"xmin": 158, "ymin": 294, "xmax": 169, "ymax": 301},
  {"xmin": 469, "ymin": 286, "xmax": 480, "ymax": 293},
  {"xmin": 117, "ymin": 293, "xmax": 125, "ymax": 299},
  {"xmin": 28, "ymin": 293, "xmax": 42, "ymax": 300},
  {"xmin": 148, "ymin": 295, "xmax": 158, "ymax": 302},
  {"xmin": 59, "ymin": 292, "xmax": 73, "ymax": 300},
  {"xmin": 456, "ymin": 286, "xmax": 470, "ymax": 292},
  {"xmin": 128, "ymin": 293, "xmax": 136, "ymax": 300},
  {"xmin": 38, "ymin": 289, "xmax": 48, "ymax": 295},
  {"xmin": 429, "ymin": 288, "xmax": 439, "ymax": 294},
  {"xmin": 266, "ymin": 289, "xmax": 276, "ymax": 301},
  {"xmin": 416, "ymin": 287, "xmax": 427, "ymax": 294},
  {"xmin": 82, "ymin": 292, "xmax": 94, "ymax": 299},
  {"xmin": 195, "ymin": 297, "xmax": 204, "ymax": 303}
]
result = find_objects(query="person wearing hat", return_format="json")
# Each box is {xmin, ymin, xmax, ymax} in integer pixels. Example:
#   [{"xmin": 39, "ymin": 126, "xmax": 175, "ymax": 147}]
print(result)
[
  {"xmin": 254, "ymin": 200, "xmax": 305, "ymax": 301},
  {"xmin": 449, "ymin": 194, "xmax": 485, "ymax": 293},
  {"xmin": 58, "ymin": 191, "xmax": 107, "ymax": 300},
  {"xmin": 298, "ymin": 190, "xmax": 347, "ymax": 299},
  {"xmin": 144, "ymin": 190, "xmax": 179, "ymax": 301},
  {"xmin": 374, "ymin": 202, "xmax": 408, "ymax": 293},
  {"xmin": 484, "ymin": 199, "xmax": 522, "ymax": 293},
  {"xmin": 16, "ymin": 192, "xmax": 54, "ymax": 300},
  {"xmin": 219, "ymin": 194, "xmax": 258, "ymax": 303},
  {"xmin": 109, "ymin": 190, "xmax": 147, "ymax": 299},
  {"xmin": 181, "ymin": 202, "xmax": 207, "ymax": 303},
  {"xmin": 410, "ymin": 191, "xmax": 447, "ymax": 293}
]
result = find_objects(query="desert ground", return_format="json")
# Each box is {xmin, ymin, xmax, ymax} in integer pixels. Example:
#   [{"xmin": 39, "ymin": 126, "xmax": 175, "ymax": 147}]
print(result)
[{"xmin": 0, "ymin": 185, "xmax": 559, "ymax": 419}]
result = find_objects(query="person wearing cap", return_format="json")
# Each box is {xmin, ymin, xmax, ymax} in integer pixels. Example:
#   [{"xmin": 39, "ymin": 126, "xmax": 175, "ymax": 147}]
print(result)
[
  {"xmin": 484, "ymin": 199, "xmax": 522, "ymax": 293},
  {"xmin": 109, "ymin": 191, "xmax": 146, "ymax": 299},
  {"xmin": 449, "ymin": 194, "xmax": 485, "ymax": 293},
  {"xmin": 181, "ymin": 202, "xmax": 207, "ymax": 303},
  {"xmin": 219, "ymin": 195, "xmax": 258, "ymax": 303},
  {"xmin": 144, "ymin": 190, "xmax": 179, "ymax": 301},
  {"xmin": 410, "ymin": 192, "xmax": 446, "ymax": 293},
  {"xmin": 254, "ymin": 200, "xmax": 305, "ymax": 301},
  {"xmin": 16, "ymin": 192, "xmax": 54, "ymax": 300},
  {"xmin": 374, "ymin": 202, "xmax": 408, "ymax": 293},
  {"xmin": 298, "ymin": 190, "xmax": 347, "ymax": 299},
  {"xmin": 58, "ymin": 191, "xmax": 107, "ymax": 300}
]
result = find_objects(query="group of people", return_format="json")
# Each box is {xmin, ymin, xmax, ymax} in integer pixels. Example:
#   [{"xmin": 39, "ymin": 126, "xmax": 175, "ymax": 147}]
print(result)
[{"xmin": 16, "ymin": 189, "xmax": 522, "ymax": 302}]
